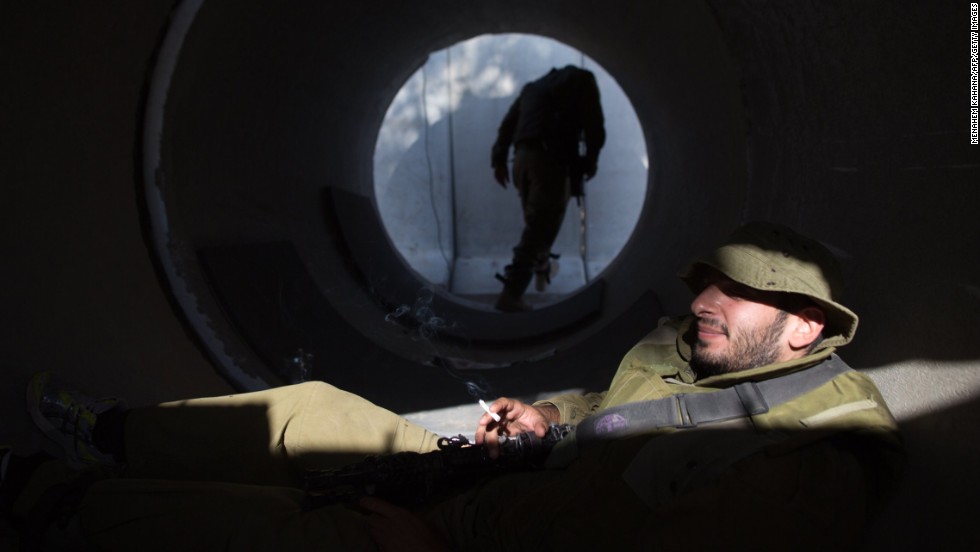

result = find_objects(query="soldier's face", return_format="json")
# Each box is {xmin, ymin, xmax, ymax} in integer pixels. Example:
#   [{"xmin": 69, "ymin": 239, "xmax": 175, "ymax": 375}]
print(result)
[{"xmin": 688, "ymin": 270, "xmax": 793, "ymax": 376}]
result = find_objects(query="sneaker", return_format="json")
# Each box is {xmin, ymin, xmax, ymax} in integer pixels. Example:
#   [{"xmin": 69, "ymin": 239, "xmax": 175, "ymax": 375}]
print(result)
[{"xmin": 26, "ymin": 372, "xmax": 122, "ymax": 469}]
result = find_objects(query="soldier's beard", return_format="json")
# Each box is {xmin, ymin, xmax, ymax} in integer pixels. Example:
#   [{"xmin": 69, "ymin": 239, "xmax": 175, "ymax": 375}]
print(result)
[{"xmin": 690, "ymin": 311, "xmax": 789, "ymax": 377}]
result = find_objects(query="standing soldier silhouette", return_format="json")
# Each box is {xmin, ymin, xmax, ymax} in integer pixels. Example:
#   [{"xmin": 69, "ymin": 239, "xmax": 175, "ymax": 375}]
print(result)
[{"xmin": 490, "ymin": 65, "xmax": 606, "ymax": 312}]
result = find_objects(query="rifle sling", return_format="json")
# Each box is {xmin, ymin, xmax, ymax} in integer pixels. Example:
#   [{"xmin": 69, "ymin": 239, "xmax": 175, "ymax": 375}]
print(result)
[{"xmin": 575, "ymin": 355, "xmax": 851, "ymax": 444}]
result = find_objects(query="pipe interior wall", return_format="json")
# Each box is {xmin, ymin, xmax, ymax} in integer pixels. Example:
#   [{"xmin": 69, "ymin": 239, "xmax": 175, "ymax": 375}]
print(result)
[{"xmin": 1, "ymin": 1, "xmax": 977, "ymax": 548}]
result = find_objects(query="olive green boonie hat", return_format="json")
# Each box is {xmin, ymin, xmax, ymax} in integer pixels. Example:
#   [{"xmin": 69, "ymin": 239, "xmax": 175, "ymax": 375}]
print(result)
[{"xmin": 679, "ymin": 222, "xmax": 859, "ymax": 348}]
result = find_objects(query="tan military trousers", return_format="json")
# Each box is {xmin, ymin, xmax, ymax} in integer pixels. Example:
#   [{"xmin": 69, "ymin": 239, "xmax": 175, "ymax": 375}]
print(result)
[
  {"xmin": 22, "ymin": 380, "xmax": 877, "ymax": 550},
  {"xmin": 62, "ymin": 381, "xmax": 443, "ymax": 550}
]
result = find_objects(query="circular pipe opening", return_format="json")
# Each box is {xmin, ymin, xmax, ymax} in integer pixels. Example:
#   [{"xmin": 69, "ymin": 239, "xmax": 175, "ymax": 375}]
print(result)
[
  {"xmin": 374, "ymin": 33, "xmax": 648, "ymax": 311},
  {"xmin": 142, "ymin": 1, "xmax": 747, "ymax": 400}
]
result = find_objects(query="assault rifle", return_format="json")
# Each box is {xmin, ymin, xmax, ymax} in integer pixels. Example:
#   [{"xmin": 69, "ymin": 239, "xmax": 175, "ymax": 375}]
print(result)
[{"xmin": 303, "ymin": 424, "xmax": 574, "ymax": 509}]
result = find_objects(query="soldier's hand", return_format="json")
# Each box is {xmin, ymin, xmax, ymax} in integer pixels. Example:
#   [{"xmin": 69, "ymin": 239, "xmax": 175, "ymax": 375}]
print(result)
[
  {"xmin": 474, "ymin": 397, "xmax": 558, "ymax": 459},
  {"xmin": 493, "ymin": 165, "xmax": 510, "ymax": 188}
]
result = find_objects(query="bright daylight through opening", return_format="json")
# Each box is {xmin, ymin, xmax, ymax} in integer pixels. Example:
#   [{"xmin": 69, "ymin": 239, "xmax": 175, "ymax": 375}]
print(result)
[{"xmin": 373, "ymin": 33, "xmax": 649, "ymax": 311}]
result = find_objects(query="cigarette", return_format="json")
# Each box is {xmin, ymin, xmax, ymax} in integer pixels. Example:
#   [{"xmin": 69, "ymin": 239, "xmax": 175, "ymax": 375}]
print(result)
[{"xmin": 479, "ymin": 399, "xmax": 501, "ymax": 422}]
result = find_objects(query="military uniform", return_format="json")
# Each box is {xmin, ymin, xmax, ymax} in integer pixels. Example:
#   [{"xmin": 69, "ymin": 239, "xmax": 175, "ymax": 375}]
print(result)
[
  {"xmin": 13, "ymin": 223, "xmax": 905, "ymax": 550},
  {"xmin": 45, "ymin": 312, "xmax": 902, "ymax": 550},
  {"xmin": 490, "ymin": 65, "xmax": 606, "ymax": 308},
  {"xmin": 427, "ymin": 315, "xmax": 903, "ymax": 550}
]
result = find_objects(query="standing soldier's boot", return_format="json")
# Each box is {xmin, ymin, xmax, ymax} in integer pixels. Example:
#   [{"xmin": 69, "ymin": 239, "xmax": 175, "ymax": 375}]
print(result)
[{"xmin": 494, "ymin": 264, "xmax": 533, "ymax": 312}]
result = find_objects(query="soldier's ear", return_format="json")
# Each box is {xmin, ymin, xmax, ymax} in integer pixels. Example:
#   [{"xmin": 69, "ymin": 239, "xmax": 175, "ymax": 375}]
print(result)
[{"xmin": 788, "ymin": 307, "xmax": 826, "ymax": 350}]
